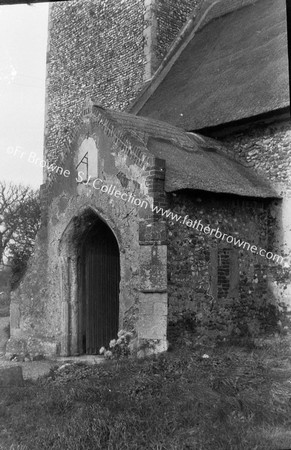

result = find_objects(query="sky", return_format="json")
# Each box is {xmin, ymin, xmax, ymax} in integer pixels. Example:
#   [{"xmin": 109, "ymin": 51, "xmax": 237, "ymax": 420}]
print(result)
[{"xmin": 0, "ymin": 2, "xmax": 49, "ymax": 189}]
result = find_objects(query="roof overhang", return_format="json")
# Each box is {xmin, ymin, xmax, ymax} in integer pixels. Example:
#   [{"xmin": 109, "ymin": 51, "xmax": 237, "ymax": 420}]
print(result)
[{"xmin": 90, "ymin": 105, "xmax": 280, "ymax": 199}]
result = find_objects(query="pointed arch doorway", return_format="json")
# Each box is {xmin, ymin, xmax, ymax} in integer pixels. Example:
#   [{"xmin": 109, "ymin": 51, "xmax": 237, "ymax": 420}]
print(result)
[{"xmin": 80, "ymin": 218, "xmax": 120, "ymax": 354}]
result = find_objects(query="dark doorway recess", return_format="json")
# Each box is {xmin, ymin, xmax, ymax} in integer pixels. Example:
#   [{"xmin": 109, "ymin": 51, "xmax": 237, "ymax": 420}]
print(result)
[{"xmin": 80, "ymin": 218, "xmax": 120, "ymax": 354}]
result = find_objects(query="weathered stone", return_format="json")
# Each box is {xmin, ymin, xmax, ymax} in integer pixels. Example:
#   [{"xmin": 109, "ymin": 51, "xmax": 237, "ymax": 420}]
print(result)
[
  {"xmin": 9, "ymin": 108, "xmax": 173, "ymax": 357},
  {"xmin": 7, "ymin": 0, "xmax": 291, "ymax": 354},
  {"xmin": 0, "ymin": 366, "xmax": 24, "ymax": 388},
  {"xmin": 138, "ymin": 292, "xmax": 167, "ymax": 340},
  {"xmin": 140, "ymin": 245, "xmax": 167, "ymax": 291}
]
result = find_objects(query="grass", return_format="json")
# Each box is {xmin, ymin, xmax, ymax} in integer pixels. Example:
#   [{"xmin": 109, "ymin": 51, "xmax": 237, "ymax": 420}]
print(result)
[{"xmin": 1, "ymin": 338, "xmax": 291, "ymax": 450}]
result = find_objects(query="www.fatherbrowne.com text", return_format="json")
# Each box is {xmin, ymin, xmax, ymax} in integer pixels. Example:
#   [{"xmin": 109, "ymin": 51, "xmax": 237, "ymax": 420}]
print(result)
[
  {"xmin": 5, "ymin": 146, "xmax": 284, "ymax": 266},
  {"xmin": 76, "ymin": 172, "xmax": 284, "ymax": 265}
]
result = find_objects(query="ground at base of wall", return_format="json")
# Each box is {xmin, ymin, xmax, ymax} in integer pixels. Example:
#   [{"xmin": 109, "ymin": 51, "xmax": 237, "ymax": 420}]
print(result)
[
  {"xmin": 0, "ymin": 355, "xmax": 105, "ymax": 381},
  {"xmin": 1, "ymin": 336, "xmax": 291, "ymax": 450}
]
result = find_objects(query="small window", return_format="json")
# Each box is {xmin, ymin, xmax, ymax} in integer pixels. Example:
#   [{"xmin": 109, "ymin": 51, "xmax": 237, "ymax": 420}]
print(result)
[{"xmin": 209, "ymin": 247, "xmax": 239, "ymax": 300}]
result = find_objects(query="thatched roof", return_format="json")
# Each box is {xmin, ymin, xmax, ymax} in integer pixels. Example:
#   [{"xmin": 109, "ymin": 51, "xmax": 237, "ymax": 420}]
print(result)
[
  {"xmin": 93, "ymin": 106, "xmax": 279, "ymax": 198},
  {"xmin": 134, "ymin": 0, "xmax": 289, "ymax": 131}
]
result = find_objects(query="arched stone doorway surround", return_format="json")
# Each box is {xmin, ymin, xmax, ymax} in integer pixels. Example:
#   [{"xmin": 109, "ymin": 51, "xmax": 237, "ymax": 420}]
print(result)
[{"xmin": 58, "ymin": 206, "xmax": 123, "ymax": 356}]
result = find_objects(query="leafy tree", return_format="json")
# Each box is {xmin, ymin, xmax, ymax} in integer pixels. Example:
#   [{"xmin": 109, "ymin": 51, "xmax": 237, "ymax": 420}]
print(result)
[{"xmin": 0, "ymin": 181, "xmax": 41, "ymax": 288}]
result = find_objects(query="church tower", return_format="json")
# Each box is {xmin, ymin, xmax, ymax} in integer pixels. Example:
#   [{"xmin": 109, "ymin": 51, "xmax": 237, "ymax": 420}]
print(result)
[{"xmin": 44, "ymin": 0, "xmax": 200, "ymax": 171}]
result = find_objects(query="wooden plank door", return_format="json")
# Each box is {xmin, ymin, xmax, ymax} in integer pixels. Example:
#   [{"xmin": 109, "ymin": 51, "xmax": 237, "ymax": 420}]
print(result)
[{"xmin": 81, "ymin": 220, "xmax": 120, "ymax": 354}]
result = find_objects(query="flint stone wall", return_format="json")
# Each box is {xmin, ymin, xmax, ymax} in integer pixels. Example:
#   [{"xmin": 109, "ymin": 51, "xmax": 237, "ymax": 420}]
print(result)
[
  {"xmin": 219, "ymin": 118, "xmax": 291, "ymax": 307},
  {"xmin": 166, "ymin": 190, "xmax": 276, "ymax": 324},
  {"xmin": 45, "ymin": 0, "xmax": 198, "ymax": 167}
]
